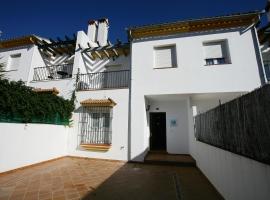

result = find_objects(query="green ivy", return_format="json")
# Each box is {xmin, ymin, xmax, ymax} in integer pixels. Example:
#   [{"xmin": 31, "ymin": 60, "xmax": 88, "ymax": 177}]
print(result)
[{"xmin": 0, "ymin": 79, "xmax": 75, "ymax": 125}]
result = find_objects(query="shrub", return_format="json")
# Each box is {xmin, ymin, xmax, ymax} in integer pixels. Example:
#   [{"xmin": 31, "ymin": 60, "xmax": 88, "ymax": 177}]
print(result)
[{"xmin": 0, "ymin": 79, "xmax": 74, "ymax": 125}]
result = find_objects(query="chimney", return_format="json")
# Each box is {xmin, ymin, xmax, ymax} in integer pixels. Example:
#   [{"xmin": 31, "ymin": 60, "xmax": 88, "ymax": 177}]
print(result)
[
  {"xmin": 87, "ymin": 20, "xmax": 98, "ymax": 43},
  {"xmin": 97, "ymin": 18, "xmax": 109, "ymax": 46}
]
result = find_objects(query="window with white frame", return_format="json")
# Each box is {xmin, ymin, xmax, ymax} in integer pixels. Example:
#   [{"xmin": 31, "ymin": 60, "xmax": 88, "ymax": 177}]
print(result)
[
  {"xmin": 154, "ymin": 45, "xmax": 177, "ymax": 69},
  {"xmin": 8, "ymin": 54, "xmax": 21, "ymax": 71},
  {"xmin": 203, "ymin": 40, "xmax": 230, "ymax": 66},
  {"xmin": 80, "ymin": 106, "xmax": 112, "ymax": 145}
]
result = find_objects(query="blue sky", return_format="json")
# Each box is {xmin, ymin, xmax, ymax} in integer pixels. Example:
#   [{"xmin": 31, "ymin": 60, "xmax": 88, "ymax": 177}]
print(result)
[{"xmin": 0, "ymin": 0, "xmax": 267, "ymax": 43}]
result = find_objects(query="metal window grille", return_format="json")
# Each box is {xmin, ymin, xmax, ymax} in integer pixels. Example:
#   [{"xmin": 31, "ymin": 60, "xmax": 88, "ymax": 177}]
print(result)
[{"xmin": 79, "ymin": 106, "xmax": 112, "ymax": 145}]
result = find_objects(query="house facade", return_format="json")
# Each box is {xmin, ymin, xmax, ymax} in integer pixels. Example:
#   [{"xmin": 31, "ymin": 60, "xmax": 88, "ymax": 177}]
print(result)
[{"xmin": 0, "ymin": 11, "xmax": 266, "ymax": 162}]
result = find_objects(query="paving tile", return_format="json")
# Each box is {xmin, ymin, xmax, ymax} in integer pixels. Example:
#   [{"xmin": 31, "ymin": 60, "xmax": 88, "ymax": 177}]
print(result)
[{"xmin": 0, "ymin": 157, "xmax": 223, "ymax": 200}]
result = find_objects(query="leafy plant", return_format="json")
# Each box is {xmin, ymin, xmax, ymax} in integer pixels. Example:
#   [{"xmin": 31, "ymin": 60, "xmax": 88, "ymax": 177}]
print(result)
[{"xmin": 0, "ymin": 79, "xmax": 74, "ymax": 125}]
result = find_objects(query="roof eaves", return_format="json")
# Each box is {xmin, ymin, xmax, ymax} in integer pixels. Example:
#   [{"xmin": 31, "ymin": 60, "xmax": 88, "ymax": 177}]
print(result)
[{"xmin": 127, "ymin": 11, "xmax": 261, "ymax": 31}]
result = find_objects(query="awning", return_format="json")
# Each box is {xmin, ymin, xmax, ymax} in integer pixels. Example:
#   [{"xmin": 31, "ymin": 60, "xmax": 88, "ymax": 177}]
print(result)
[{"xmin": 80, "ymin": 98, "xmax": 116, "ymax": 107}]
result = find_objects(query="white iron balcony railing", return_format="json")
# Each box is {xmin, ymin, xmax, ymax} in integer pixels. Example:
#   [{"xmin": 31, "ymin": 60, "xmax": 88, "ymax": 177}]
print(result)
[
  {"xmin": 77, "ymin": 70, "xmax": 130, "ymax": 90},
  {"xmin": 33, "ymin": 64, "xmax": 73, "ymax": 81}
]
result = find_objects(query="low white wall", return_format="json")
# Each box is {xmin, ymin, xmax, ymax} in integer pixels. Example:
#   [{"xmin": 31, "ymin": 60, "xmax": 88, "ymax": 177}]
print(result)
[
  {"xmin": 0, "ymin": 123, "xmax": 69, "ymax": 173},
  {"xmin": 192, "ymin": 141, "xmax": 270, "ymax": 200},
  {"xmin": 188, "ymin": 97, "xmax": 270, "ymax": 200}
]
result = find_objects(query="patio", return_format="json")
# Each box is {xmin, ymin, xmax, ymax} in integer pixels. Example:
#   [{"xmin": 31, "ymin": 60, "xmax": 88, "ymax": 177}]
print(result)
[{"xmin": 0, "ymin": 157, "xmax": 223, "ymax": 200}]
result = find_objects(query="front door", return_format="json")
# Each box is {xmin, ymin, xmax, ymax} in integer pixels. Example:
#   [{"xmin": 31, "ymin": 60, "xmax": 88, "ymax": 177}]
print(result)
[{"xmin": 150, "ymin": 112, "xmax": 167, "ymax": 151}]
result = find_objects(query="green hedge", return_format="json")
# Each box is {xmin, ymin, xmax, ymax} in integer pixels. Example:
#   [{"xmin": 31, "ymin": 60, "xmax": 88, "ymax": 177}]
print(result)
[{"xmin": 0, "ymin": 79, "xmax": 75, "ymax": 125}]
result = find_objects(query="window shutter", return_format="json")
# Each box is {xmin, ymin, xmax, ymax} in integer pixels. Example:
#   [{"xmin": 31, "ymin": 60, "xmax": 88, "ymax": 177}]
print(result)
[
  {"xmin": 204, "ymin": 43, "xmax": 223, "ymax": 59},
  {"xmin": 154, "ymin": 46, "xmax": 176, "ymax": 68}
]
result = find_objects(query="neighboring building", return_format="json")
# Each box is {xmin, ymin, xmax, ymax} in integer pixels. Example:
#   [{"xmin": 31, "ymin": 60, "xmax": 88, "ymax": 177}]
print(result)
[
  {"xmin": 0, "ymin": 11, "xmax": 266, "ymax": 161},
  {"xmin": 258, "ymin": 1, "xmax": 270, "ymax": 82}
]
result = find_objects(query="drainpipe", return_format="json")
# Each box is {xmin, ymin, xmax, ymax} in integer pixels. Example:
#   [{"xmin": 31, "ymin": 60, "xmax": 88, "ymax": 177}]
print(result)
[
  {"xmin": 251, "ymin": 11, "xmax": 268, "ymax": 85},
  {"xmin": 127, "ymin": 40, "xmax": 132, "ymax": 161}
]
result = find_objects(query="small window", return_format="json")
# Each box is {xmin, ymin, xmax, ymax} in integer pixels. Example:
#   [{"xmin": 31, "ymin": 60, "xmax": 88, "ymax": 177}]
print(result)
[
  {"xmin": 203, "ymin": 40, "xmax": 230, "ymax": 66},
  {"xmin": 154, "ymin": 45, "xmax": 177, "ymax": 69},
  {"xmin": 8, "ymin": 54, "xmax": 21, "ymax": 70}
]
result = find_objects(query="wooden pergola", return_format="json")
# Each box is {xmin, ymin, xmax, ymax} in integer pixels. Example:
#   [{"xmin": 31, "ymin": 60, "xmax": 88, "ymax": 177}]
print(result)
[
  {"xmin": 34, "ymin": 34, "xmax": 76, "ymax": 57},
  {"xmin": 80, "ymin": 40, "xmax": 130, "ymax": 60}
]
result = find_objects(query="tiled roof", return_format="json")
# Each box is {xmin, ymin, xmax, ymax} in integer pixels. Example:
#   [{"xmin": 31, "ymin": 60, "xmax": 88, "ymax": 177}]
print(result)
[
  {"xmin": 127, "ymin": 11, "xmax": 261, "ymax": 40},
  {"xmin": 33, "ymin": 87, "xmax": 59, "ymax": 95},
  {"xmin": 80, "ymin": 98, "xmax": 116, "ymax": 107},
  {"xmin": 0, "ymin": 35, "xmax": 41, "ymax": 49}
]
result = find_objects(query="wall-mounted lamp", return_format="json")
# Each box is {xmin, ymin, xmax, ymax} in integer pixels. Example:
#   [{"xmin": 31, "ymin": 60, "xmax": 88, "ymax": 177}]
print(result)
[{"xmin": 146, "ymin": 105, "xmax": 151, "ymax": 111}]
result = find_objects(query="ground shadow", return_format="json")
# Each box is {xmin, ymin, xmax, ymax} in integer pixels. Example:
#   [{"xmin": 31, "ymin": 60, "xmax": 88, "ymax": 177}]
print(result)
[{"xmin": 80, "ymin": 160, "xmax": 223, "ymax": 200}]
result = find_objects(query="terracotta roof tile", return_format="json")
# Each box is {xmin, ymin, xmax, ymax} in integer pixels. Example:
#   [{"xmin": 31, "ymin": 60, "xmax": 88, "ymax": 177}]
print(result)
[
  {"xmin": 80, "ymin": 98, "xmax": 116, "ymax": 107},
  {"xmin": 33, "ymin": 87, "xmax": 59, "ymax": 95}
]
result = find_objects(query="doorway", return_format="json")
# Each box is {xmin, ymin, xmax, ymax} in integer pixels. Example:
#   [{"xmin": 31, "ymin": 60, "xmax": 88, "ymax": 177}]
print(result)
[{"xmin": 149, "ymin": 112, "xmax": 167, "ymax": 151}]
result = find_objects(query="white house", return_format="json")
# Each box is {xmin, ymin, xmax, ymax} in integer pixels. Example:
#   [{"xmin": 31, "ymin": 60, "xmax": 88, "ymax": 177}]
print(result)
[
  {"xmin": 128, "ymin": 11, "xmax": 265, "ymax": 161},
  {"xmin": 2, "ymin": 10, "xmax": 270, "ymax": 200},
  {"xmin": 258, "ymin": 2, "xmax": 270, "ymax": 82},
  {"xmin": 0, "ymin": 11, "xmax": 266, "ymax": 162}
]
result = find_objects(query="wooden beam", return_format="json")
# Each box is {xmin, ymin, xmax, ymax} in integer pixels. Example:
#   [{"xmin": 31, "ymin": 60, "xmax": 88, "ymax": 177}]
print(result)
[
  {"xmin": 102, "ymin": 49, "xmax": 110, "ymax": 58},
  {"xmin": 41, "ymin": 40, "xmax": 63, "ymax": 55},
  {"xmin": 57, "ymin": 37, "xmax": 73, "ymax": 56},
  {"xmin": 93, "ymin": 50, "xmax": 102, "ymax": 59},
  {"xmin": 39, "ymin": 40, "xmax": 57, "ymax": 56}
]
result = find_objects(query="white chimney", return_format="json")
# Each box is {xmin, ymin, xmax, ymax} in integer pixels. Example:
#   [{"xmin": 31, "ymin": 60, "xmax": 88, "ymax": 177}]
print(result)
[
  {"xmin": 97, "ymin": 18, "xmax": 109, "ymax": 46},
  {"xmin": 87, "ymin": 20, "xmax": 98, "ymax": 43}
]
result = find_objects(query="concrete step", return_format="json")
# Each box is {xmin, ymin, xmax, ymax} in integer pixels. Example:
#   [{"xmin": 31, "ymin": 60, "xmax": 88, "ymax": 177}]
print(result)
[{"xmin": 144, "ymin": 152, "xmax": 196, "ymax": 167}]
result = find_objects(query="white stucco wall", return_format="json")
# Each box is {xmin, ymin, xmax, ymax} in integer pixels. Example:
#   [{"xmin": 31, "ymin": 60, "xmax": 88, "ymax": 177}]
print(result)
[
  {"xmin": 29, "ymin": 78, "xmax": 75, "ymax": 99},
  {"xmin": 0, "ymin": 46, "xmax": 36, "ymax": 83},
  {"xmin": 67, "ymin": 89, "xmax": 129, "ymax": 161},
  {"xmin": 186, "ymin": 96, "xmax": 270, "ymax": 200},
  {"xmin": 192, "ymin": 140, "xmax": 270, "ymax": 200},
  {"xmin": 0, "ymin": 123, "xmax": 69, "ymax": 173},
  {"xmin": 130, "ymin": 27, "xmax": 263, "ymax": 161}
]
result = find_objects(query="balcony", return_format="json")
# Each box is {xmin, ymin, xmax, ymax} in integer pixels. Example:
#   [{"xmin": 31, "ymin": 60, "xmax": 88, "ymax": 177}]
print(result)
[
  {"xmin": 77, "ymin": 70, "xmax": 130, "ymax": 90},
  {"xmin": 33, "ymin": 64, "xmax": 73, "ymax": 81}
]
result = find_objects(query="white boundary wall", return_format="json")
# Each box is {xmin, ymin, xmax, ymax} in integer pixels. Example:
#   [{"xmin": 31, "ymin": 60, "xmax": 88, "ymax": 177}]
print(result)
[
  {"xmin": 188, "ymin": 99, "xmax": 270, "ymax": 200},
  {"xmin": 0, "ymin": 123, "xmax": 69, "ymax": 173},
  {"xmin": 192, "ymin": 141, "xmax": 270, "ymax": 200}
]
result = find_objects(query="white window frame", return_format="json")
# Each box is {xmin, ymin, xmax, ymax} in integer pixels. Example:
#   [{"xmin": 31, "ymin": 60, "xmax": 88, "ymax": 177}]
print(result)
[
  {"xmin": 153, "ymin": 44, "xmax": 177, "ymax": 69},
  {"xmin": 202, "ymin": 40, "xmax": 231, "ymax": 66}
]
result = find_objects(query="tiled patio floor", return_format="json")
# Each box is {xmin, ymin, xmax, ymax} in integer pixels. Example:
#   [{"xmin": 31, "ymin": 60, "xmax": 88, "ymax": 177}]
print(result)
[{"xmin": 0, "ymin": 157, "xmax": 223, "ymax": 200}]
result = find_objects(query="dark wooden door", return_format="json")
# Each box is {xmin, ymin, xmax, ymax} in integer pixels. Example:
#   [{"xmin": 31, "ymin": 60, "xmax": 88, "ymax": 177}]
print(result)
[{"xmin": 150, "ymin": 112, "xmax": 166, "ymax": 151}]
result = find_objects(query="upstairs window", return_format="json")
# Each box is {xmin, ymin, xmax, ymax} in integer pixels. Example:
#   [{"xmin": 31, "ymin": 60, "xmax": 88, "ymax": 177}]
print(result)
[
  {"xmin": 203, "ymin": 40, "xmax": 230, "ymax": 66},
  {"xmin": 8, "ymin": 54, "xmax": 21, "ymax": 71},
  {"xmin": 154, "ymin": 45, "xmax": 177, "ymax": 69}
]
